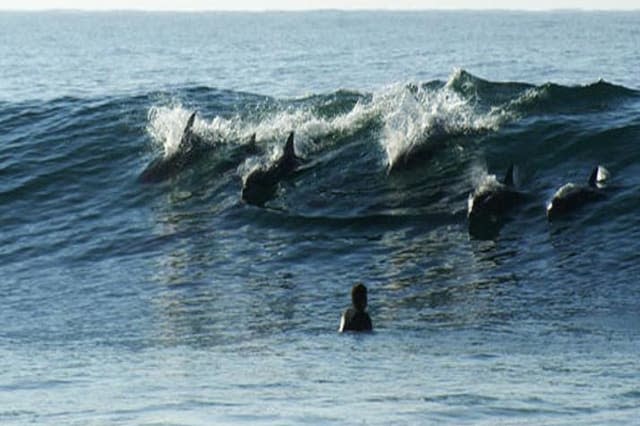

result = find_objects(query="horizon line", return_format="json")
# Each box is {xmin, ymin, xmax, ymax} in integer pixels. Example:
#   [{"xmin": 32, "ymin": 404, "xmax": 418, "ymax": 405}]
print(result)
[{"xmin": 1, "ymin": 7, "xmax": 639, "ymax": 12}]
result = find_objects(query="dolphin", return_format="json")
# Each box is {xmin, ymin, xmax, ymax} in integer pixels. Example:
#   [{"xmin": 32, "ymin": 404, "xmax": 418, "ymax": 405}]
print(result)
[
  {"xmin": 546, "ymin": 165, "xmax": 608, "ymax": 220},
  {"xmin": 467, "ymin": 164, "xmax": 525, "ymax": 239},
  {"xmin": 140, "ymin": 112, "xmax": 259, "ymax": 183},
  {"xmin": 213, "ymin": 132, "xmax": 259, "ymax": 172},
  {"xmin": 139, "ymin": 112, "xmax": 200, "ymax": 183},
  {"xmin": 241, "ymin": 131, "xmax": 303, "ymax": 206},
  {"xmin": 468, "ymin": 164, "xmax": 523, "ymax": 220},
  {"xmin": 387, "ymin": 131, "xmax": 447, "ymax": 174}
]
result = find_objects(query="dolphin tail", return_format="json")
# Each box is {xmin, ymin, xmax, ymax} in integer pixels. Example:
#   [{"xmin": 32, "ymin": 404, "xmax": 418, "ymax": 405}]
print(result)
[{"xmin": 503, "ymin": 164, "xmax": 515, "ymax": 186}]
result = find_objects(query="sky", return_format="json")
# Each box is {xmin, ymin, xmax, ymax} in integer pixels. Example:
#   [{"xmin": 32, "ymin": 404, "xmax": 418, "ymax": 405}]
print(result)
[{"xmin": 1, "ymin": 0, "xmax": 638, "ymax": 11}]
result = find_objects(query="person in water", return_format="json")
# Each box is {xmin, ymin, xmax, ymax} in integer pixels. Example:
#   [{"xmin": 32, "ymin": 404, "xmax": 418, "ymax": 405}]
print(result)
[{"xmin": 339, "ymin": 283, "xmax": 373, "ymax": 332}]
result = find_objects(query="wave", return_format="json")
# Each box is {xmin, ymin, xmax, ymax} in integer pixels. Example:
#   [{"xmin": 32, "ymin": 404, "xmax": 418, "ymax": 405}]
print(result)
[
  {"xmin": 380, "ymin": 72, "xmax": 510, "ymax": 172},
  {"xmin": 133, "ymin": 71, "xmax": 640, "ymax": 231},
  {"xmin": 503, "ymin": 80, "xmax": 638, "ymax": 117},
  {"xmin": 2, "ymin": 69, "xmax": 639, "ymax": 226},
  {"xmin": 143, "ymin": 70, "xmax": 511, "ymax": 176},
  {"xmin": 142, "ymin": 69, "xmax": 639, "ymax": 180},
  {"xmin": 144, "ymin": 88, "xmax": 380, "ymax": 181}
]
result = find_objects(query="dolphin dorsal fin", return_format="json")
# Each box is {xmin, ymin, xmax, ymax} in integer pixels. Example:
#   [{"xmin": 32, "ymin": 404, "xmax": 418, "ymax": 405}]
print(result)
[
  {"xmin": 247, "ymin": 132, "xmax": 257, "ymax": 150},
  {"xmin": 179, "ymin": 112, "xmax": 197, "ymax": 152},
  {"xmin": 588, "ymin": 166, "xmax": 599, "ymax": 187},
  {"xmin": 283, "ymin": 131, "xmax": 296, "ymax": 160},
  {"xmin": 184, "ymin": 112, "xmax": 196, "ymax": 133},
  {"xmin": 503, "ymin": 164, "xmax": 515, "ymax": 186}
]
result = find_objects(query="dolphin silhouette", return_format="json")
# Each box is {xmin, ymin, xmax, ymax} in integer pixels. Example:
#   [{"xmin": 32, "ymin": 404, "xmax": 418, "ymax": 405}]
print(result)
[
  {"xmin": 241, "ymin": 131, "xmax": 303, "ymax": 206},
  {"xmin": 468, "ymin": 164, "xmax": 523, "ymax": 220},
  {"xmin": 139, "ymin": 112, "xmax": 200, "ymax": 183},
  {"xmin": 467, "ymin": 164, "xmax": 525, "ymax": 239},
  {"xmin": 140, "ymin": 112, "xmax": 259, "ymax": 183},
  {"xmin": 546, "ymin": 165, "xmax": 608, "ymax": 220}
]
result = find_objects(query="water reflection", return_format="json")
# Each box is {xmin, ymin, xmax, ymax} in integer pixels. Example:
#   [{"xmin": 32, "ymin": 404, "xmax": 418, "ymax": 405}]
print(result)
[
  {"xmin": 373, "ymin": 222, "xmax": 523, "ymax": 332},
  {"xmin": 147, "ymin": 189, "xmax": 321, "ymax": 348},
  {"xmin": 143, "ymin": 171, "xmax": 546, "ymax": 347}
]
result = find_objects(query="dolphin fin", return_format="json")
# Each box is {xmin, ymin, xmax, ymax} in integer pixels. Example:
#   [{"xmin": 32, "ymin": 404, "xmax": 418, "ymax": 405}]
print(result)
[
  {"xmin": 178, "ymin": 112, "xmax": 197, "ymax": 153},
  {"xmin": 588, "ymin": 165, "xmax": 610, "ymax": 188},
  {"xmin": 283, "ymin": 131, "xmax": 299, "ymax": 161},
  {"xmin": 242, "ymin": 132, "xmax": 259, "ymax": 156},
  {"xmin": 248, "ymin": 132, "xmax": 257, "ymax": 149},
  {"xmin": 588, "ymin": 165, "xmax": 599, "ymax": 187},
  {"xmin": 503, "ymin": 164, "xmax": 515, "ymax": 186}
]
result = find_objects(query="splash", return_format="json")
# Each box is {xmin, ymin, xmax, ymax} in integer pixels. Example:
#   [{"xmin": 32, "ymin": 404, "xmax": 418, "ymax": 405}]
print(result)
[
  {"xmin": 146, "ymin": 105, "xmax": 199, "ymax": 158},
  {"xmin": 146, "ymin": 94, "xmax": 381, "ymax": 179},
  {"xmin": 469, "ymin": 161, "xmax": 495, "ymax": 190},
  {"xmin": 146, "ymin": 103, "xmax": 253, "ymax": 158},
  {"xmin": 145, "ymin": 70, "xmax": 542, "ymax": 177},
  {"xmin": 380, "ymin": 71, "xmax": 509, "ymax": 172}
]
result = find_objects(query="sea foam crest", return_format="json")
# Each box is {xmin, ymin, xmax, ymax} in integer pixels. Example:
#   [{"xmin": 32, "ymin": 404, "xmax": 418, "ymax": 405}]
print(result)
[
  {"xmin": 379, "ymin": 72, "xmax": 506, "ymax": 171},
  {"xmin": 227, "ymin": 102, "xmax": 377, "ymax": 178},
  {"xmin": 146, "ymin": 105, "xmax": 196, "ymax": 158},
  {"xmin": 147, "ymin": 71, "xmax": 514, "ymax": 174},
  {"xmin": 469, "ymin": 162, "xmax": 499, "ymax": 191},
  {"xmin": 147, "ymin": 94, "xmax": 379, "ymax": 174},
  {"xmin": 243, "ymin": 96, "xmax": 380, "ymax": 159},
  {"xmin": 147, "ymin": 104, "xmax": 250, "ymax": 158}
]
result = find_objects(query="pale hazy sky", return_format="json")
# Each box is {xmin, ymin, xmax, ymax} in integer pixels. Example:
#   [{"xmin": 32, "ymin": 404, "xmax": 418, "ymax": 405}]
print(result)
[{"xmin": 2, "ymin": 0, "xmax": 638, "ymax": 11}]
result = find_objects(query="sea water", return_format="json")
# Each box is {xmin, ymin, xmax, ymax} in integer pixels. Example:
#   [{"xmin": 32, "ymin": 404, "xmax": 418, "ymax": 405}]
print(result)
[{"xmin": 1, "ymin": 11, "xmax": 640, "ymax": 425}]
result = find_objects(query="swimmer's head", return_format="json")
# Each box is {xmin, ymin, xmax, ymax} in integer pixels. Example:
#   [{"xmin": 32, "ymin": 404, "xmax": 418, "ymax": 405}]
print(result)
[{"xmin": 351, "ymin": 283, "xmax": 368, "ymax": 312}]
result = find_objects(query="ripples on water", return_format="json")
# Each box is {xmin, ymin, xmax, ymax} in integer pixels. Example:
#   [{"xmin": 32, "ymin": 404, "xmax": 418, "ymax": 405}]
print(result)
[{"xmin": 1, "ymin": 10, "xmax": 640, "ymax": 425}]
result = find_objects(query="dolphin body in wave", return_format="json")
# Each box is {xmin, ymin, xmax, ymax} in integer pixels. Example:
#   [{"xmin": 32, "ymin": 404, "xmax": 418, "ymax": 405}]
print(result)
[
  {"xmin": 467, "ymin": 164, "xmax": 525, "ymax": 238},
  {"xmin": 386, "ymin": 129, "xmax": 449, "ymax": 174},
  {"xmin": 139, "ymin": 112, "xmax": 201, "ymax": 183},
  {"xmin": 241, "ymin": 131, "xmax": 303, "ymax": 206},
  {"xmin": 546, "ymin": 165, "xmax": 608, "ymax": 220},
  {"xmin": 140, "ymin": 112, "xmax": 258, "ymax": 183},
  {"xmin": 468, "ymin": 164, "xmax": 523, "ymax": 220}
]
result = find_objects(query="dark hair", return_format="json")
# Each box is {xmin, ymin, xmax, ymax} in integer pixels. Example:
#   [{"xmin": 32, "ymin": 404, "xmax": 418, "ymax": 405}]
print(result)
[{"xmin": 351, "ymin": 283, "xmax": 368, "ymax": 312}]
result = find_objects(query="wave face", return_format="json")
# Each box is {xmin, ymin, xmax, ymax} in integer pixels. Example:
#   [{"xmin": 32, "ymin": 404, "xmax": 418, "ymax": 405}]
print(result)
[
  {"xmin": 2, "ymin": 69, "xmax": 640, "ymax": 278},
  {"xmin": 2, "ymin": 69, "xmax": 640, "ymax": 424},
  {"xmin": 128, "ymin": 70, "xmax": 640, "ymax": 218}
]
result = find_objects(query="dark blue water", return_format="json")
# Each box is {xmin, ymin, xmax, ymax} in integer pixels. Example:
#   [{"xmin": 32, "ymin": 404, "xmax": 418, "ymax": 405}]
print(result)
[{"xmin": 1, "ymin": 11, "xmax": 640, "ymax": 425}]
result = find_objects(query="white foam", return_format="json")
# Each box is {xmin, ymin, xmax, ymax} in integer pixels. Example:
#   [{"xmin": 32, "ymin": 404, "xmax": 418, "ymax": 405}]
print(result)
[
  {"xmin": 146, "ymin": 104, "xmax": 252, "ymax": 159},
  {"xmin": 146, "ymin": 105, "xmax": 195, "ymax": 158},
  {"xmin": 379, "ymin": 75, "xmax": 507, "ymax": 171},
  {"xmin": 146, "ymin": 72, "xmax": 515, "ymax": 175},
  {"xmin": 147, "ymin": 95, "xmax": 382, "ymax": 179},
  {"xmin": 473, "ymin": 173, "xmax": 503, "ymax": 196}
]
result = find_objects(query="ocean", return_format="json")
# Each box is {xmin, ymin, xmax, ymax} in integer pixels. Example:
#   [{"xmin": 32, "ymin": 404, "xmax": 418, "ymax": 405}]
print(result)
[{"xmin": 1, "ymin": 10, "xmax": 640, "ymax": 425}]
